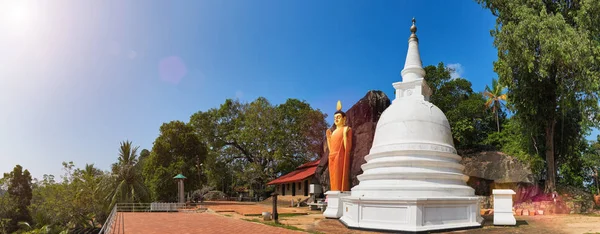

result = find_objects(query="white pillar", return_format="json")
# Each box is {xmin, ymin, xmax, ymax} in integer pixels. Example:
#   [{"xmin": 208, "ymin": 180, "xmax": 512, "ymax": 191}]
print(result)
[{"xmin": 493, "ymin": 189, "xmax": 516, "ymax": 225}]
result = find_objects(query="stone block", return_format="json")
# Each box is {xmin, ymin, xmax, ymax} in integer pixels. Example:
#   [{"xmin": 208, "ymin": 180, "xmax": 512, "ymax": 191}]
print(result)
[
  {"xmin": 537, "ymin": 210, "xmax": 544, "ymax": 215},
  {"xmin": 522, "ymin": 209, "xmax": 529, "ymax": 216},
  {"xmin": 515, "ymin": 209, "xmax": 523, "ymax": 216}
]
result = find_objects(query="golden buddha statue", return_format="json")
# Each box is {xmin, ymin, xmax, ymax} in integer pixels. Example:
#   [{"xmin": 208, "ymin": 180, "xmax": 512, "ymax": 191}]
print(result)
[{"xmin": 326, "ymin": 100, "xmax": 353, "ymax": 191}]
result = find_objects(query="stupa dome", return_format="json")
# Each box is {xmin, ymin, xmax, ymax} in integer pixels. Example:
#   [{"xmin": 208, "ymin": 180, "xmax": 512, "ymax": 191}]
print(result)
[{"xmin": 369, "ymin": 98, "xmax": 455, "ymax": 155}]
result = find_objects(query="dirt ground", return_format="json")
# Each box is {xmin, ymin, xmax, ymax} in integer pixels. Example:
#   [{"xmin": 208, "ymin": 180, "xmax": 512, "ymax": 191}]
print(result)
[{"xmin": 203, "ymin": 201, "xmax": 600, "ymax": 234}]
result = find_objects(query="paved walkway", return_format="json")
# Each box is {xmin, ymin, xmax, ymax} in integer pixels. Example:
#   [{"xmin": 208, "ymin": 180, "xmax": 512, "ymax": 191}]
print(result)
[
  {"xmin": 120, "ymin": 212, "xmax": 303, "ymax": 234},
  {"xmin": 202, "ymin": 201, "xmax": 310, "ymax": 216},
  {"xmin": 308, "ymin": 214, "xmax": 600, "ymax": 234}
]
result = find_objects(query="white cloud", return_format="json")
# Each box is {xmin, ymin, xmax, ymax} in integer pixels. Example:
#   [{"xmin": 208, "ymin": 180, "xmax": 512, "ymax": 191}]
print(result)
[
  {"xmin": 235, "ymin": 90, "xmax": 244, "ymax": 99},
  {"xmin": 446, "ymin": 63, "xmax": 464, "ymax": 79}
]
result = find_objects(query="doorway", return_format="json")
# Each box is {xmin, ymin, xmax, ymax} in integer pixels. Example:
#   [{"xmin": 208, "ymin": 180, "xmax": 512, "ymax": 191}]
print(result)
[
  {"xmin": 281, "ymin": 184, "xmax": 285, "ymax": 196},
  {"xmin": 304, "ymin": 180, "xmax": 309, "ymax": 196},
  {"xmin": 292, "ymin": 183, "xmax": 296, "ymax": 196}
]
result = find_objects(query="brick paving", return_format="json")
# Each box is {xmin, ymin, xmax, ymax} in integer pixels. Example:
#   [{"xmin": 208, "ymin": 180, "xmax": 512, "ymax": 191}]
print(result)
[
  {"xmin": 202, "ymin": 201, "xmax": 309, "ymax": 216},
  {"xmin": 120, "ymin": 212, "xmax": 303, "ymax": 234},
  {"xmin": 308, "ymin": 214, "xmax": 600, "ymax": 234}
]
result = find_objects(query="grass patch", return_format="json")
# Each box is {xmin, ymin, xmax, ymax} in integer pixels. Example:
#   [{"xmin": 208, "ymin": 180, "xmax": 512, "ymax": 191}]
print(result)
[
  {"xmin": 278, "ymin": 213, "xmax": 306, "ymax": 218},
  {"xmin": 241, "ymin": 218, "xmax": 302, "ymax": 231},
  {"xmin": 582, "ymin": 213, "xmax": 600, "ymax": 217},
  {"xmin": 223, "ymin": 214, "xmax": 232, "ymax": 217}
]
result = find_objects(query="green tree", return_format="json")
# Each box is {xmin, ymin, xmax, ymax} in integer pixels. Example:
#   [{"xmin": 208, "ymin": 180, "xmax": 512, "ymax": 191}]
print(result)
[
  {"xmin": 1, "ymin": 165, "xmax": 33, "ymax": 233},
  {"xmin": 0, "ymin": 179, "xmax": 17, "ymax": 234},
  {"xmin": 72, "ymin": 163, "xmax": 108, "ymax": 228},
  {"xmin": 583, "ymin": 136, "xmax": 600, "ymax": 194},
  {"xmin": 106, "ymin": 141, "xmax": 149, "ymax": 206},
  {"xmin": 477, "ymin": 0, "xmax": 600, "ymax": 192},
  {"xmin": 143, "ymin": 121, "xmax": 207, "ymax": 202},
  {"xmin": 27, "ymin": 162, "xmax": 109, "ymax": 233},
  {"xmin": 484, "ymin": 78, "xmax": 508, "ymax": 132},
  {"xmin": 190, "ymin": 97, "xmax": 327, "ymax": 197},
  {"xmin": 425, "ymin": 63, "xmax": 497, "ymax": 149}
]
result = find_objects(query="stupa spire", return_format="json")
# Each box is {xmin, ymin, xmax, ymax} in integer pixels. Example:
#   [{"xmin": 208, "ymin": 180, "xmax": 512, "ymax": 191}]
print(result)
[
  {"xmin": 392, "ymin": 18, "xmax": 431, "ymax": 101},
  {"xmin": 400, "ymin": 18, "xmax": 425, "ymax": 82}
]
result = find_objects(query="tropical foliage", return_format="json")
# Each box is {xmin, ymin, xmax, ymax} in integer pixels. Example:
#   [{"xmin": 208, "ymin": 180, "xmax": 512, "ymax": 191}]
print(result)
[
  {"xmin": 142, "ymin": 121, "xmax": 207, "ymax": 202},
  {"xmin": 106, "ymin": 140, "xmax": 150, "ymax": 207},
  {"xmin": 189, "ymin": 97, "xmax": 328, "ymax": 197},
  {"xmin": 484, "ymin": 78, "xmax": 507, "ymax": 132},
  {"xmin": 1, "ymin": 165, "xmax": 33, "ymax": 233},
  {"xmin": 425, "ymin": 62, "xmax": 498, "ymax": 149},
  {"xmin": 477, "ymin": 0, "xmax": 600, "ymax": 192}
]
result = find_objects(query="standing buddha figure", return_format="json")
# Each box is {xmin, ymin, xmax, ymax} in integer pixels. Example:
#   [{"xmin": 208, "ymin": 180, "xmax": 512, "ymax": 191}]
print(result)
[{"xmin": 326, "ymin": 100, "xmax": 353, "ymax": 191}]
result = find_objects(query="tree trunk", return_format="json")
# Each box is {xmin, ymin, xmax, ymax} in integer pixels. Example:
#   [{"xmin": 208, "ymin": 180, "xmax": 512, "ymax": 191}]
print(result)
[
  {"xmin": 594, "ymin": 168, "xmax": 599, "ymax": 195},
  {"xmin": 495, "ymin": 110, "xmax": 500, "ymax": 132},
  {"xmin": 544, "ymin": 119, "xmax": 557, "ymax": 193}
]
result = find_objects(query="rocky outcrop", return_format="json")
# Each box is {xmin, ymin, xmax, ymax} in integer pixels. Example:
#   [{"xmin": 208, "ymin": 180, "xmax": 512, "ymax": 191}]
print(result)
[
  {"xmin": 461, "ymin": 151, "xmax": 538, "ymax": 201},
  {"xmin": 315, "ymin": 90, "xmax": 391, "ymax": 191},
  {"xmin": 461, "ymin": 151, "xmax": 536, "ymax": 184}
]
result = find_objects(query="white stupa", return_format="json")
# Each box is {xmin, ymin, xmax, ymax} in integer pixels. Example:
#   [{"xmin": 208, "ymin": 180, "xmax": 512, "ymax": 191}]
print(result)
[{"xmin": 339, "ymin": 19, "xmax": 483, "ymax": 232}]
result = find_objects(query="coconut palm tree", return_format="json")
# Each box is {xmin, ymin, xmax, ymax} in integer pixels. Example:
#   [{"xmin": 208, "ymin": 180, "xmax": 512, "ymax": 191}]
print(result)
[
  {"xmin": 106, "ymin": 140, "xmax": 149, "ymax": 207},
  {"xmin": 484, "ymin": 78, "xmax": 507, "ymax": 132}
]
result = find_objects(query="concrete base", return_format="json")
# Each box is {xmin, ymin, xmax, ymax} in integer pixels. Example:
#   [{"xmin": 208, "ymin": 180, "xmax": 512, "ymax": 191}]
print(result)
[
  {"xmin": 493, "ymin": 189, "xmax": 516, "ymax": 226},
  {"xmin": 339, "ymin": 196, "xmax": 483, "ymax": 232},
  {"xmin": 493, "ymin": 212, "xmax": 516, "ymax": 226},
  {"xmin": 323, "ymin": 191, "xmax": 351, "ymax": 219}
]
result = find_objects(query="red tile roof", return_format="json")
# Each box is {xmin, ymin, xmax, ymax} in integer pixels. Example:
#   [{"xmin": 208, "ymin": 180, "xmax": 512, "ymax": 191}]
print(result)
[{"xmin": 267, "ymin": 159, "xmax": 321, "ymax": 185}]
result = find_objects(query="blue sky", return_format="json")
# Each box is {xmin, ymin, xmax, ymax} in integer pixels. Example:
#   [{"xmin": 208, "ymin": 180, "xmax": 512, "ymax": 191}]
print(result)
[{"xmin": 0, "ymin": 0, "xmax": 598, "ymax": 179}]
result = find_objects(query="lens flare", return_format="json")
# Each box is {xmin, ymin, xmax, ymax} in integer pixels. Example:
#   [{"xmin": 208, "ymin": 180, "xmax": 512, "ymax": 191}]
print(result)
[{"xmin": 158, "ymin": 56, "xmax": 187, "ymax": 85}]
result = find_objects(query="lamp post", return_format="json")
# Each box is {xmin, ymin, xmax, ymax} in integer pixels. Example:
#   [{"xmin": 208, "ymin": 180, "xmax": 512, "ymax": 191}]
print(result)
[
  {"xmin": 173, "ymin": 174, "xmax": 187, "ymax": 204},
  {"xmin": 271, "ymin": 192, "xmax": 279, "ymax": 222}
]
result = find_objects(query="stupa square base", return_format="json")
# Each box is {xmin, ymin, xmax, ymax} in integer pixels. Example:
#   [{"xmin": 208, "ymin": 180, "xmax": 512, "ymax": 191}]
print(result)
[
  {"xmin": 339, "ymin": 196, "xmax": 483, "ymax": 232},
  {"xmin": 323, "ymin": 191, "xmax": 351, "ymax": 219}
]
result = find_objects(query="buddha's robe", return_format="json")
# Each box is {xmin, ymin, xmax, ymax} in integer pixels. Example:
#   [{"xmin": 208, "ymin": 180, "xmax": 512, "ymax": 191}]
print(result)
[{"xmin": 328, "ymin": 126, "xmax": 352, "ymax": 191}]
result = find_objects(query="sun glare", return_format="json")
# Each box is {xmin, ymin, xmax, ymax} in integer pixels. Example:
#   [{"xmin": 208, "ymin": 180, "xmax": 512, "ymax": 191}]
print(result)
[{"xmin": 1, "ymin": 1, "xmax": 39, "ymax": 35}]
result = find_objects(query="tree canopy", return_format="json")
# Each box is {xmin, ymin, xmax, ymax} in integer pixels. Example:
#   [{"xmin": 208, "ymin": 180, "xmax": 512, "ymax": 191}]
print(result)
[
  {"xmin": 189, "ymin": 97, "xmax": 328, "ymax": 197},
  {"xmin": 143, "ymin": 121, "xmax": 208, "ymax": 202},
  {"xmin": 425, "ymin": 62, "xmax": 498, "ymax": 149},
  {"xmin": 1, "ymin": 165, "xmax": 33, "ymax": 233},
  {"xmin": 477, "ymin": 0, "xmax": 600, "ymax": 192}
]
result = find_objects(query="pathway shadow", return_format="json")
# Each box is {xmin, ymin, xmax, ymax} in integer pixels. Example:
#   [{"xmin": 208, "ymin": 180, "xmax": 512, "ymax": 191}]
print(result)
[
  {"xmin": 481, "ymin": 215, "xmax": 528, "ymax": 227},
  {"xmin": 515, "ymin": 220, "xmax": 529, "ymax": 227}
]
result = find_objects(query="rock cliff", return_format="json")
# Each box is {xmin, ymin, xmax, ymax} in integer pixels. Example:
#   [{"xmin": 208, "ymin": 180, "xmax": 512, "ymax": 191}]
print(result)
[{"xmin": 315, "ymin": 90, "xmax": 391, "ymax": 191}]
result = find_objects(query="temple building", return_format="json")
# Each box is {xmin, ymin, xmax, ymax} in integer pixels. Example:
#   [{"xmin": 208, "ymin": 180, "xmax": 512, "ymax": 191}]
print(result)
[{"xmin": 267, "ymin": 159, "xmax": 321, "ymax": 197}]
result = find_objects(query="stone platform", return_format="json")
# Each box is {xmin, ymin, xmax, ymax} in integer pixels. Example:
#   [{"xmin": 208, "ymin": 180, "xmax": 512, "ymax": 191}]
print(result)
[{"xmin": 340, "ymin": 196, "xmax": 482, "ymax": 232}]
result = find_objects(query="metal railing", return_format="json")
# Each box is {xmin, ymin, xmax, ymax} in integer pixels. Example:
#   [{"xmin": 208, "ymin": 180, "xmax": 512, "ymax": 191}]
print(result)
[
  {"xmin": 99, "ymin": 204, "xmax": 121, "ymax": 234},
  {"xmin": 99, "ymin": 203, "xmax": 199, "ymax": 233}
]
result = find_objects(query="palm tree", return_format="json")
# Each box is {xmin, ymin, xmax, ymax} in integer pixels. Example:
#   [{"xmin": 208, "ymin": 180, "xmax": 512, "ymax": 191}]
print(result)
[
  {"xmin": 484, "ymin": 78, "xmax": 508, "ymax": 132},
  {"xmin": 106, "ymin": 140, "xmax": 150, "ymax": 207}
]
